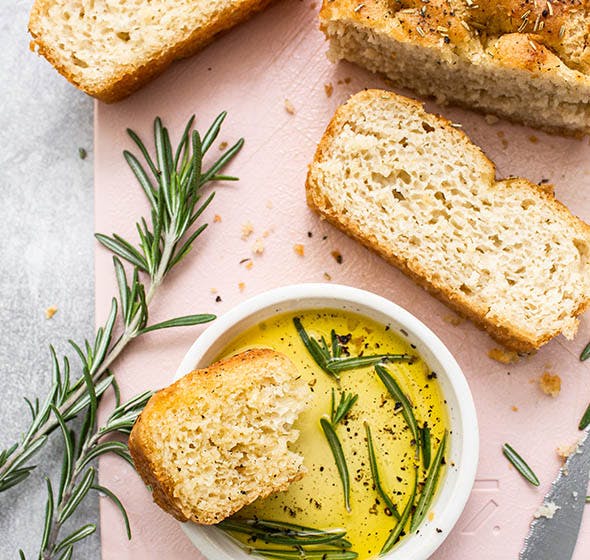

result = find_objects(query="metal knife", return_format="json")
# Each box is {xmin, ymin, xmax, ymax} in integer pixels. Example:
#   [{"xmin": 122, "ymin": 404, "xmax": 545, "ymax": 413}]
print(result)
[{"xmin": 520, "ymin": 429, "xmax": 590, "ymax": 560}]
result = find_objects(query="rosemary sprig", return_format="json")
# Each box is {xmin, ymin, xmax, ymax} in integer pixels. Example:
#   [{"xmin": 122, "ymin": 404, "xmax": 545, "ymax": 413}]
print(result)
[
  {"xmin": 220, "ymin": 518, "xmax": 358, "ymax": 559},
  {"xmin": 580, "ymin": 341, "xmax": 590, "ymax": 361},
  {"xmin": 380, "ymin": 467, "xmax": 418, "ymax": 555},
  {"xmin": 220, "ymin": 519, "xmax": 351, "ymax": 547},
  {"xmin": 330, "ymin": 389, "xmax": 358, "ymax": 425},
  {"xmin": 19, "ymin": 375, "xmax": 152, "ymax": 560},
  {"xmin": 579, "ymin": 403, "xmax": 590, "ymax": 430},
  {"xmin": 411, "ymin": 432, "xmax": 447, "ymax": 531},
  {"xmin": 364, "ymin": 423, "xmax": 400, "ymax": 521},
  {"xmin": 374, "ymin": 365, "xmax": 420, "ymax": 459},
  {"xmin": 502, "ymin": 443, "xmax": 540, "ymax": 486},
  {"xmin": 421, "ymin": 424, "xmax": 431, "ymax": 470},
  {"xmin": 249, "ymin": 550, "xmax": 358, "ymax": 560},
  {"xmin": 0, "ymin": 113, "xmax": 242, "ymax": 494},
  {"xmin": 293, "ymin": 318, "xmax": 413, "ymax": 379}
]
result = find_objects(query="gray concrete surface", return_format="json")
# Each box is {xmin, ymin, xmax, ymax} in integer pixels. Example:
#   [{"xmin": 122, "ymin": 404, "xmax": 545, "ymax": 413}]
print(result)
[{"xmin": 0, "ymin": 1, "xmax": 97, "ymax": 558}]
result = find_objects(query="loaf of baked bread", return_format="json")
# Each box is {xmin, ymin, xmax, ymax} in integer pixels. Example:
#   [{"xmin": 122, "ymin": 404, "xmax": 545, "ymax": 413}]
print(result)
[
  {"xmin": 306, "ymin": 89, "xmax": 590, "ymax": 352},
  {"xmin": 320, "ymin": 0, "xmax": 590, "ymax": 136},
  {"xmin": 28, "ymin": 0, "xmax": 274, "ymax": 102},
  {"xmin": 129, "ymin": 348, "xmax": 307, "ymax": 524}
]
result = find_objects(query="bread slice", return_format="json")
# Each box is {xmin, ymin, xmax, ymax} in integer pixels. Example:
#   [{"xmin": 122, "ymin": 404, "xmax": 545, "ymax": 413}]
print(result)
[
  {"xmin": 129, "ymin": 348, "xmax": 307, "ymax": 524},
  {"xmin": 28, "ymin": 0, "xmax": 274, "ymax": 102},
  {"xmin": 306, "ymin": 89, "xmax": 590, "ymax": 352},
  {"xmin": 320, "ymin": 0, "xmax": 590, "ymax": 136}
]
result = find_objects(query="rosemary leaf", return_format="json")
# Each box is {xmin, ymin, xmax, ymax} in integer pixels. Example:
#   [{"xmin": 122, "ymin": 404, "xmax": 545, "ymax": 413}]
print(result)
[
  {"xmin": 374, "ymin": 365, "xmax": 420, "ymax": 458},
  {"xmin": 581, "ymin": 341, "xmax": 590, "ymax": 362},
  {"xmin": 54, "ymin": 524, "xmax": 96, "ymax": 553},
  {"xmin": 586, "ymin": 496, "xmax": 590, "ymax": 503},
  {"xmin": 421, "ymin": 424, "xmax": 431, "ymax": 470},
  {"xmin": 579, "ymin": 403, "xmax": 590, "ymax": 430},
  {"xmin": 293, "ymin": 317, "xmax": 331, "ymax": 375},
  {"xmin": 331, "ymin": 389, "xmax": 358, "ymax": 426},
  {"xmin": 138, "ymin": 313, "xmax": 216, "ymax": 334},
  {"xmin": 502, "ymin": 443, "xmax": 540, "ymax": 486},
  {"xmin": 364, "ymin": 423, "xmax": 400, "ymax": 521},
  {"xmin": 92, "ymin": 484, "xmax": 132, "ymax": 539},
  {"xmin": 411, "ymin": 432, "xmax": 447, "ymax": 531},
  {"xmin": 320, "ymin": 417, "xmax": 351, "ymax": 513},
  {"xmin": 381, "ymin": 468, "xmax": 418, "ymax": 554}
]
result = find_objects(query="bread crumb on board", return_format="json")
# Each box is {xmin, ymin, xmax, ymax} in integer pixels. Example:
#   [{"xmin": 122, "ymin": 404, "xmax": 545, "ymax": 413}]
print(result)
[
  {"xmin": 238, "ymin": 282, "xmax": 245, "ymax": 292},
  {"xmin": 252, "ymin": 238, "xmax": 265, "ymax": 255},
  {"xmin": 324, "ymin": 83, "xmax": 334, "ymax": 98},
  {"xmin": 511, "ymin": 405, "xmax": 518, "ymax": 412},
  {"xmin": 241, "ymin": 221, "xmax": 254, "ymax": 240},
  {"xmin": 219, "ymin": 141, "xmax": 228, "ymax": 150},
  {"xmin": 534, "ymin": 502, "xmax": 560, "ymax": 519},
  {"xmin": 556, "ymin": 442, "xmax": 579, "ymax": 462},
  {"xmin": 214, "ymin": 214, "xmax": 222, "ymax": 223},
  {"xmin": 539, "ymin": 372, "xmax": 561, "ymax": 397},
  {"xmin": 284, "ymin": 99, "xmax": 296, "ymax": 115},
  {"xmin": 45, "ymin": 306, "xmax": 58, "ymax": 320},
  {"xmin": 488, "ymin": 348, "xmax": 520, "ymax": 364},
  {"xmin": 293, "ymin": 244, "xmax": 305, "ymax": 256},
  {"xmin": 443, "ymin": 314, "xmax": 463, "ymax": 326}
]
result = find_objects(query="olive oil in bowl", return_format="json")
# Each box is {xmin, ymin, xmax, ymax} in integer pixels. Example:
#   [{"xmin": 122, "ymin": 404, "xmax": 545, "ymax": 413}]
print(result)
[{"xmin": 218, "ymin": 308, "xmax": 449, "ymax": 560}]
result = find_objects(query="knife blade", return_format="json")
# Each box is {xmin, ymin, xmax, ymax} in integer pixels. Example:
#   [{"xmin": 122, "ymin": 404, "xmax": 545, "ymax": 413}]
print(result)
[{"xmin": 520, "ymin": 429, "xmax": 590, "ymax": 560}]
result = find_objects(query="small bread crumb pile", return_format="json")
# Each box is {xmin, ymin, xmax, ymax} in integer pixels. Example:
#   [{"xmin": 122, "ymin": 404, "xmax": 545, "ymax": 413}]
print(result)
[
  {"xmin": 488, "ymin": 348, "xmax": 519, "ymax": 364},
  {"xmin": 539, "ymin": 372, "xmax": 561, "ymax": 397}
]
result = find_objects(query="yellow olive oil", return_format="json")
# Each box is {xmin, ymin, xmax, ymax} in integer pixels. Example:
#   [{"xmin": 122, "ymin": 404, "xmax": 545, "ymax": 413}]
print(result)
[{"xmin": 217, "ymin": 309, "xmax": 448, "ymax": 559}]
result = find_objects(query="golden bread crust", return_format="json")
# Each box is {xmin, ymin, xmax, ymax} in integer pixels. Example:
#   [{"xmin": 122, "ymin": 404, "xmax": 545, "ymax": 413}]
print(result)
[
  {"xmin": 28, "ymin": 0, "xmax": 276, "ymax": 103},
  {"xmin": 320, "ymin": 0, "xmax": 590, "ymax": 135},
  {"xmin": 129, "ymin": 348, "xmax": 305, "ymax": 524}
]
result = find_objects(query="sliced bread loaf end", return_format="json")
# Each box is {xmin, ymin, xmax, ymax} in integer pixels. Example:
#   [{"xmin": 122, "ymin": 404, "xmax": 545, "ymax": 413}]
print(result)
[
  {"xmin": 29, "ymin": 0, "xmax": 274, "ymax": 102},
  {"xmin": 307, "ymin": 90, "xmax": 590, "ymax": 352},
  {"xmin": 129, "ymin": 348, "xmax": 307, "ymax": 524}
]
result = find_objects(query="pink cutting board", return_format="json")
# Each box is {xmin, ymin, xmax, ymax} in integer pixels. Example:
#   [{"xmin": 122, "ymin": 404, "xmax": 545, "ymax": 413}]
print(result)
[{"xmin": 95, "ymin": 1, "xmax": 590, "ymax": 558}]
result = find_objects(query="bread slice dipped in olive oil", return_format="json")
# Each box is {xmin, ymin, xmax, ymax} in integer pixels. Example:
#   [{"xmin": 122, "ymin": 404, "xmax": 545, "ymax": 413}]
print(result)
[{"xmin": 217, "ymin": 309, "xmax": 449, "ymax": 559}]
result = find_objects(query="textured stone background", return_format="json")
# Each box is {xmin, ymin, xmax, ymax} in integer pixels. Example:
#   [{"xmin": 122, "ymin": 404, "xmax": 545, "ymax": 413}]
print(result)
[{"xmin": 0, "ymin": 1, "xmax": 98, "ymax": 557}]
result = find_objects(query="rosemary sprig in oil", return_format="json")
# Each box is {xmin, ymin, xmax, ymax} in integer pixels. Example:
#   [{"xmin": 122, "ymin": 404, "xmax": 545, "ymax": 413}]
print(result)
[
  {"xmin": 374, "ymin": 365, "xmax": 420, "ymax": 459},
  {"xmin": 411, "ymin": 432, "xmax": 447, "ymax": 531},
  {"xmin": 293, "ymin": 318, "xmax": 413, "ymax": 379},
  {"xmin": 0, "ymin": 113, "xmax": 242, "ymax": 494},
  {"xmin": 220, "ymin": 518, "xmax": 358, "ymax": 559}
]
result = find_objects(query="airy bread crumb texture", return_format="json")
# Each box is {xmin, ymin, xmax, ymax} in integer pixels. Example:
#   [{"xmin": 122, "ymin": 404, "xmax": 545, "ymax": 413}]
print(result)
[
  {"xmin": 320, "ymin": 0, "xmax": 590, "ymax": 135},
  {"xmin": 306, "ymin": 90, "xmax": 590, "ymax": 352},
  {"xmin": 129, "ymin": 348, "xmax": 307, "ymax": 525},
  {"xmin": 28, "ymin": 0, "xmax": 274, "ymax": 102}
]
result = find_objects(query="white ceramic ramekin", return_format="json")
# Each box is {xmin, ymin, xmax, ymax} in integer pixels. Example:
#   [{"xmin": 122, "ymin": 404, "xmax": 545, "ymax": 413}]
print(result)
[{"xmin": 174, "ymin": 283, "xmax": 479, "ymax": 560}]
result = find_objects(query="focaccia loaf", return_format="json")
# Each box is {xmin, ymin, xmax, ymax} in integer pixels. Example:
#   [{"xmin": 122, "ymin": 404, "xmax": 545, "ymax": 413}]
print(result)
[{"xmin": 320, "ymin": 0, "xmax": 590, "ymax": 136}]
